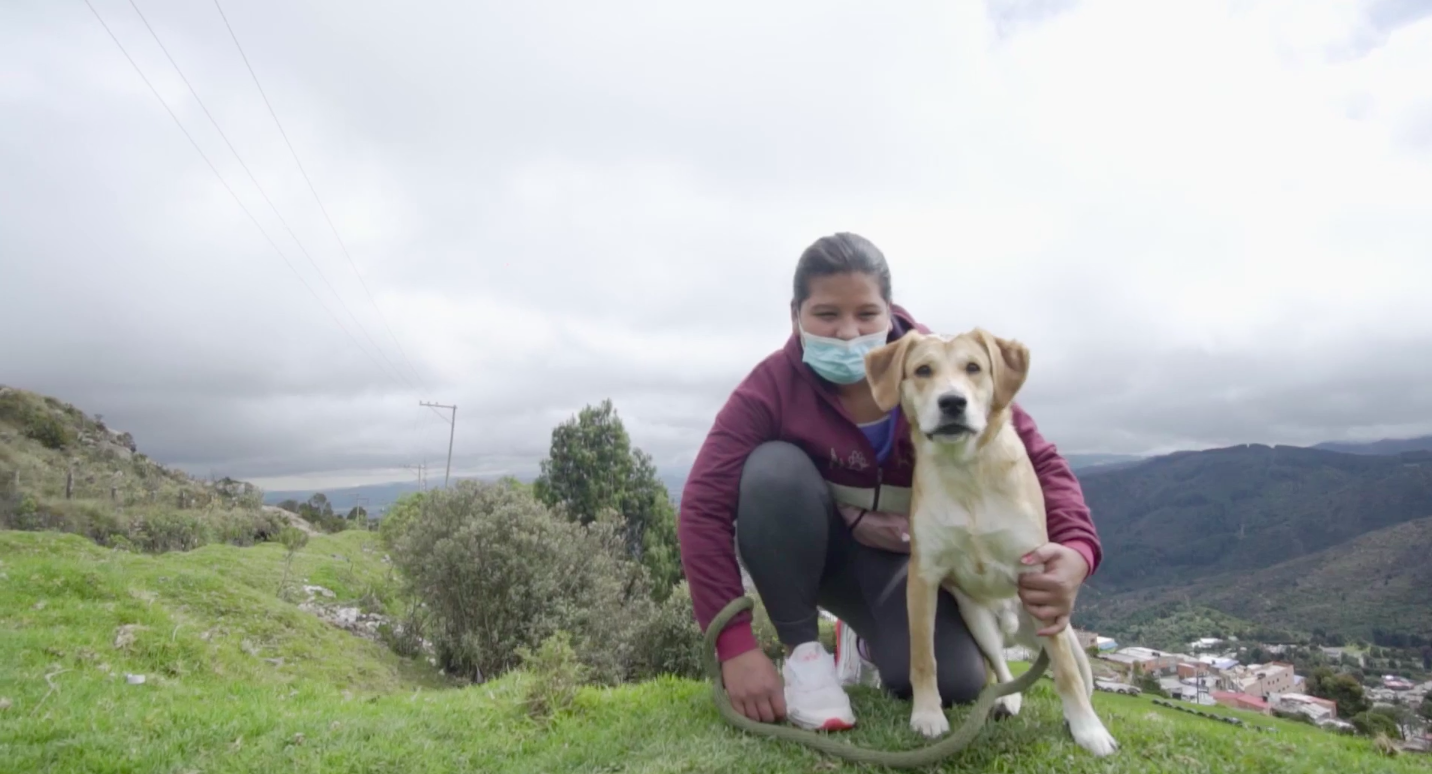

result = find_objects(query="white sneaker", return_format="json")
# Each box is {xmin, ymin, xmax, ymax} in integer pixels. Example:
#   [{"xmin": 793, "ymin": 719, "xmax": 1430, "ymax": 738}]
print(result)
[{"xmin": 782, "ymin": 641, "xmax": 857, "ymax": 731}]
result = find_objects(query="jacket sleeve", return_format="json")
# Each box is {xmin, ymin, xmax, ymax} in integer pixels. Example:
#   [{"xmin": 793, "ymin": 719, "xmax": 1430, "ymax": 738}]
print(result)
[
  {"xmin": 1011, "ymin": 403, "xmax": 1103, "ymax": 576},
  {"xmin": 678, "ymin": 370, "xmax": 781, "ymax": 661}
]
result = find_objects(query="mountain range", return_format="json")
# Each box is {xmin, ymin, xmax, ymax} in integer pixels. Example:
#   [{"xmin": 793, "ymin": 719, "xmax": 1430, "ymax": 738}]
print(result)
[
  {"xmin": 1073, "ymin": 438, "xmax": 1432, "ymax": 646},
  {"xmin": 265, "ymin": 437, "xmax": 1432, "ymax": 647},
  {"xmin": 261, "ymin": 452, "xmax": 1154, "ymax": 512}
]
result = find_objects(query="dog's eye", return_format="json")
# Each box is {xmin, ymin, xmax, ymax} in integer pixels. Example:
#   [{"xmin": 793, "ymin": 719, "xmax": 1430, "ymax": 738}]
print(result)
[
  {"xmin": 914, "ymin": 365, "xmax": 932, "ymax": 378},
  {"xmin": 965, "ymin": 362, "xmax": 981, "ymax": 374}
]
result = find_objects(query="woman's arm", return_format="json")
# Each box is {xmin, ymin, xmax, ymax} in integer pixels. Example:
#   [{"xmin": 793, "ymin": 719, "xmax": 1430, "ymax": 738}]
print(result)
[
  {"xmin": 1011, "ymin": 403, "xmax": 1102, "ymax": 575},
  {"xmin": 677, "ymin": 371, "xmax": 780, "ymax": 662},
  {"xmin": 1010, "ymin": 403, "xmax": 1101, "ymax": 636}
]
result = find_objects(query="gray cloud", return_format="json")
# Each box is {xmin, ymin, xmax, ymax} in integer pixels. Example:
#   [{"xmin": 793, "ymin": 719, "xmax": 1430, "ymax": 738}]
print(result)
[{"xmin": 3, "ymin": 0, "xmax": 1430, "ymax": 491}]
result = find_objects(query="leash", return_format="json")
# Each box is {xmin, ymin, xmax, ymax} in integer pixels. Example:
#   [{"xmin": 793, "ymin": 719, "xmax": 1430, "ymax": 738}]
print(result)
[{"xmin": 704, "ymin": 596, "xmax": 1050, "ymax": 769}]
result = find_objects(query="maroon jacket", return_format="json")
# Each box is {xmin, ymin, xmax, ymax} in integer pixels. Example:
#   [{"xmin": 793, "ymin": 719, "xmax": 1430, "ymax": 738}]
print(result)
[{"xmin": 677, "ymin": 305, "xmax": 1103, "ymax": 661}]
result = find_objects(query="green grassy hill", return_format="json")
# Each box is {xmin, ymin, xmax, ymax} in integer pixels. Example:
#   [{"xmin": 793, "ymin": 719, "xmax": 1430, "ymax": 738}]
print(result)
[{"xmin": 1, "ymin": 529, "xmax": 1420, "ymax": 773}]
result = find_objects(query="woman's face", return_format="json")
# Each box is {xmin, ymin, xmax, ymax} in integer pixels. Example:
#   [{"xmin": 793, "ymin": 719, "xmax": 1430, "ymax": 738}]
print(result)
[{"xmin": 794, "ymin": 272, "xmax": 891, "ymax": 340}]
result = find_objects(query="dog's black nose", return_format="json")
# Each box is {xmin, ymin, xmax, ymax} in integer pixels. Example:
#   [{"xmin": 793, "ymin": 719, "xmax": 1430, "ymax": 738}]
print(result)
[{"xmin": 938, "ymin": 393, "xmax": 967, "ymax": 415}]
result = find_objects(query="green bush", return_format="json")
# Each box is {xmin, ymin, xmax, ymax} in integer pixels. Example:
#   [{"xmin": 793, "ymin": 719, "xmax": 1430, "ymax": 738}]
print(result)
[
  {"xmin": 625, "ymin": 579, "xmax": 793, "ymax": 682},
  {"xmin": 0, "ymin": 495, "xmax": 283, "ymax": 555},
  {"xmin": 1351, "ymin": 710, "xmax": 1401, "ymax": 740},
  {"xmin": 517, "ymin": 630, "xmax": 591, "ymax": 724},
  {"xmin": 381, "ymin": 479, "xmax": 658, "ymax": 685},
  {"xmin": 127, "ymin": 509, "xmax": 209, "ymax": 552},
  {"xmin": 0, "ymin": 390, "xmax": 76, "ymax": 450},
  {"xmin": 629, "ymin": 581, "xmax": 705, "ymax": 680}
]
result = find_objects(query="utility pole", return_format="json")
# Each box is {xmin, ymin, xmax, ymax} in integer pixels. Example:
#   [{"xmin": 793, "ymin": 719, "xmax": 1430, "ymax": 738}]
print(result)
[
  {"xmin": 419, "ymin": 401, "xmax": 457, "ymax": 489},
  {"xmin": 401, "ymin": 462, "xmax": 427, "ymax": 491},
  {"xmin": 355, "ymin": 494, "xmax": 370, "ymax": 528}
]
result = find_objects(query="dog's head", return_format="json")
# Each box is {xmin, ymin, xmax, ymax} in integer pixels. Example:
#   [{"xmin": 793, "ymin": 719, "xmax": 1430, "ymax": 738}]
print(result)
[{"xmin": 864, "ymin": 328, "xmax": 1030, "ymax": 446}]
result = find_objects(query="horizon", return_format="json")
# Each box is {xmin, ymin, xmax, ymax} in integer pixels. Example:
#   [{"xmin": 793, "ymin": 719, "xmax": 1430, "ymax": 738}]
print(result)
[{"xmin": 5, "ymin": 1, "xmax": 1430, "ymax": 491}]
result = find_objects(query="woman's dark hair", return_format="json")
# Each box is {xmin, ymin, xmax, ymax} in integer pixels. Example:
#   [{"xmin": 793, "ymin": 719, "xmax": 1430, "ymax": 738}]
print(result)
[{"xmin": 791, "ymin": 232, "xmax": 892, "ymax": 311}]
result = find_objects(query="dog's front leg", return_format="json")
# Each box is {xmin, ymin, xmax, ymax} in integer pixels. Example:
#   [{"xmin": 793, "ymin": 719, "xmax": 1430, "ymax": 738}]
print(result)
[
  {"xmin": 1038, "ymin": 626, "xmax": 1118, "ymax": 757},
  {"xmin": 907, "ymin": 551, "xmax": 949, "ymax": 738}
]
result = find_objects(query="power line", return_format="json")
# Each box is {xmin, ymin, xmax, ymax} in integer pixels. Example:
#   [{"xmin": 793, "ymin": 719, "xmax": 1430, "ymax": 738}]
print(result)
[
  {"xmin": 82, "ymin": 0, "xmax": 407, "ymax": 393},
  {"xmin": 123, "ymin": 0, "xmax": 416, "ymax": 392},
  {"xmin": 210, "ymin": 0, "xmax": 429, "ymax": 392}
]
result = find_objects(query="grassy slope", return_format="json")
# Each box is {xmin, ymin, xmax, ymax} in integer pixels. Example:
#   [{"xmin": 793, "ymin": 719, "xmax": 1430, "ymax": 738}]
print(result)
[
  {"xmin": 2, "ymin": 530, "xmax": 1422, "ymax": 774},
  {"xmin": 0, "ymin": 386, "xmax": 239, "ymax": 508}
]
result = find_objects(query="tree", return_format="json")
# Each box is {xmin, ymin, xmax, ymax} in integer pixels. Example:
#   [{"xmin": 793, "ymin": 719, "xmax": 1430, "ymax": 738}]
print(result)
[
  {"xmin": 346, "ymin": 506, "xmax": 368, "ymax": 524},
  {"xmin": 1351, "ymin": 710, "xmax": 1401, "ymax": 740},
  {"xmin": 532, "ymin": 400, "xmax": 683, "ymax": 598},
  {"xmin": 1307, "ymin": 666, "xmax": 1371, "ymax": 718},
  {"xmin": 1419, "ymin": 693, "xmax": 1432, "ymax": 723},
  {"xmin": 533, "ymin": 400, "xmax": 632, "ymax": 527}
]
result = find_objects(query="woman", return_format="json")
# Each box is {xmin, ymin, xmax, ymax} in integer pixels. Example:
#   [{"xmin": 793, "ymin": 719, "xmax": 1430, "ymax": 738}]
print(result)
[{"xmin": 677, "ymin": 232, "xmax": 1103, "ymax": 731}]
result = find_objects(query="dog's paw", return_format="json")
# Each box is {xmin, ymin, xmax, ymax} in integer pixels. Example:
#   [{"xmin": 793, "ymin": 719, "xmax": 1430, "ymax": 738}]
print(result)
[
  {"xmin": 994, "ymin": 693, "xmax": 1022, "ymax": 718},
  {"xmin": 1069, "ymin": 717, "xmax": 1119, "ymax": 757},
  {"xmin": 909, "ymin": 707, "xmax": 950, "ymax": 738}
]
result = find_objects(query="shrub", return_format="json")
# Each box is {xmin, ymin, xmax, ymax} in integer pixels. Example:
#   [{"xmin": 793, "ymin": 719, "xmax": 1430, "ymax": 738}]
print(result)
[
  {"xmin": 630, "ymin": 581, "xmax": 705, "ymax": 681},
  {"xmin": 0, "ymin": 391, "xmax": 75, "ymax": 450},
  {"xmin": 0, "ymin": 496, "xmax": 283, "ymax": 555},
  {"xmin": 517, "ymin": 630, "xmax": 591, "ymax": 724},
  {"xmin": 1351, "ymin": 710, "xmax": 1401, "ymax": 740},
  {"xmin": 382, "ymin": 479, "xmax": 657, "ymax": 685},
  {"xmin": 627, "ymin": 579, "xmax": 790, "ymax": 682}
]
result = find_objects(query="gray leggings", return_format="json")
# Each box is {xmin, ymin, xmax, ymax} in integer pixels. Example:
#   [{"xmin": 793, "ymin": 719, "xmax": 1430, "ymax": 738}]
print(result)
[{"xmin": 736, "ymin": 441, "xmax": 987, "ymax": 706}]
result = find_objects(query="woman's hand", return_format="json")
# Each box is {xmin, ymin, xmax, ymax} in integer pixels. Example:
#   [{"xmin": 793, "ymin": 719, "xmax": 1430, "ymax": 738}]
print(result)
[
  {"xmin": 721, "ymin": 648, "xmax": 787, "ymax": 723},
  {"xmin": 1016, "ymin": 543, "xmax": 1089, "ymax": 636}
]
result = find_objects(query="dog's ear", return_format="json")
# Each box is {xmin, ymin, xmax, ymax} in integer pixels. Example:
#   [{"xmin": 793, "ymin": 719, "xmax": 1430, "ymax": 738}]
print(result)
[
  {"xmin": 974, "ymin": 328, "xmax": 1029, "ymax": 412},
  {"xmin": 865, "ymin": 331, "xmax": 920, "ymax": 412}
]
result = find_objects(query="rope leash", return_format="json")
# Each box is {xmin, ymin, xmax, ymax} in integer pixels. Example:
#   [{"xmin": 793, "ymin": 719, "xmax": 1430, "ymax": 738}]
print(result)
[{"xmin": 704, "ymin": 596, "xmax": 1050, "ymax": 769}]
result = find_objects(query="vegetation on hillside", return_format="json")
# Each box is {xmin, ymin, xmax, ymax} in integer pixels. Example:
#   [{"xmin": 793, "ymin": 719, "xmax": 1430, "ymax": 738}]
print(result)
[
  {"xmin": 1082, "ymin": 515, "xmax": 1432, "ymax": 650},
  {"xmin": 532, "ymin": 398, "xmax": 682, "ymax": 597},
  {"xmin": 0, "ymin": 385, "xmax": 301, "ymax": 552},
  {"xmin": 1, "ymin": 529, "xmax": 1421, "ymax": 773},
  {"xmin": 1078, "ymin": 443, "xmax": 1432, "ymax": 645}
]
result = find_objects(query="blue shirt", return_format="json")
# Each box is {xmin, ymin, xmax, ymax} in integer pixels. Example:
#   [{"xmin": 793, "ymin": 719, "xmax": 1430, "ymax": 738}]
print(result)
[{"xmin": 857, "ymin": 408, "xmax": 899, "ymax": 464}]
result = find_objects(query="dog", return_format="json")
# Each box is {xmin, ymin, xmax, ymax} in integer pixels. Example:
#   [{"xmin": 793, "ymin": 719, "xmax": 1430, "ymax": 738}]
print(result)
[{"xmin": 863, "ymin": 327, "xmax": 1118, "ymax": 757}]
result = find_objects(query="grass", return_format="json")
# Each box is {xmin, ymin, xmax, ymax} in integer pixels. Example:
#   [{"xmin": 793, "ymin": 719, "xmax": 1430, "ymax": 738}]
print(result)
[{"xmin": 2, "ymin": 530, "xmax": 1426, "ymax": 773}]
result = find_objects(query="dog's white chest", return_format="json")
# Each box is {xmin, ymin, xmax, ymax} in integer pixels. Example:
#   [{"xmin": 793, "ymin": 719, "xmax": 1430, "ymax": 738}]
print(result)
[{"xmin": 912, "ymin": 484, "xmax": 1044, "ymax": 602}]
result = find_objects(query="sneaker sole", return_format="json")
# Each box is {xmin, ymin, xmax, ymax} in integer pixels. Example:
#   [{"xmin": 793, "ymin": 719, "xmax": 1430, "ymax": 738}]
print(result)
[{"xmin": 788, "ymin": 710, "xmax": 857, "ymax": 732}]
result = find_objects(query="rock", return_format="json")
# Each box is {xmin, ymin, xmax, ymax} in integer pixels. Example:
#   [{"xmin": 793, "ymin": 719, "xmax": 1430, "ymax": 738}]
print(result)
[
  {"xmin": 264, "ymin": 658, "xmax": 285, "ymax": 667},
  {"xmin": 302, "ymin": 585, "xmax": 335, "ymax": 599},
  {"xmin": 125, "ymin": 674, "xmax": 146, "ymax": 685},
  {"xmin": 114, "ymin": 624, "xmax": 144, "ymax": 649}
]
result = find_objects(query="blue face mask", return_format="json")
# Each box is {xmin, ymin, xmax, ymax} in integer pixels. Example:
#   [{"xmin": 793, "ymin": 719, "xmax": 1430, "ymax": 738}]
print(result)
[{"xmin": 799, "ymin": 323, "xmax": 891, "ymax": 385}]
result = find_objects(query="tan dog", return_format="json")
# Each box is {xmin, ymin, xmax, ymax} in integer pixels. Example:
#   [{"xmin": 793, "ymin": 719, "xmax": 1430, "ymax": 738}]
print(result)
[{"xmin": 863, "ymin": 328, "xmax": 1118, "ymax": 757}]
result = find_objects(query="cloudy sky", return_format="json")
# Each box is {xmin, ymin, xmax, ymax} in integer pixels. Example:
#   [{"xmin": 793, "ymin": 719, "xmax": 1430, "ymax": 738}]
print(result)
[{"xmin": 3, "ymin": 0, "xmax": 1430, "ymax": 491}]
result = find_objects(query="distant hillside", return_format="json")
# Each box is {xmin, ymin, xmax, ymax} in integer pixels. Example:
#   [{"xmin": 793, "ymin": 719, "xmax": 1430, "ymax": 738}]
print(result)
[
  {"xmin": 1313, "ymin": 435, "xmax": 1432, "ymax": 456},
  {"xmin": 0, "ymin": 385, "xmax": 260, "ymax": 510},
  {"xmin": 1064, "ymin": 453, "xmax": 1147, "ymax": 471},
  {"xmin": 1075, "ymin": 443, "xmax": 1432, "ymax": 644},
  {"xmin": 1080, "ymin": 443, "xmax": 1432, "ymax": 592},
  {"xmin": 266, "ymin": 469, "xmax": 692, "ymax": 513},
  {"xmin": 1084, "ymin": 516, "xmax": 1432, "ymax": 646},
  {"xmin": 264, "ymin": 479, "xmax": 430, "ymax": 513},
  {"xmin": 0, "ymin": 384, "xmax": 308, "ymax": 549},
  {"xmin": 642, "ymin": 455, "xmax": 1144, "ymax": 509}
]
